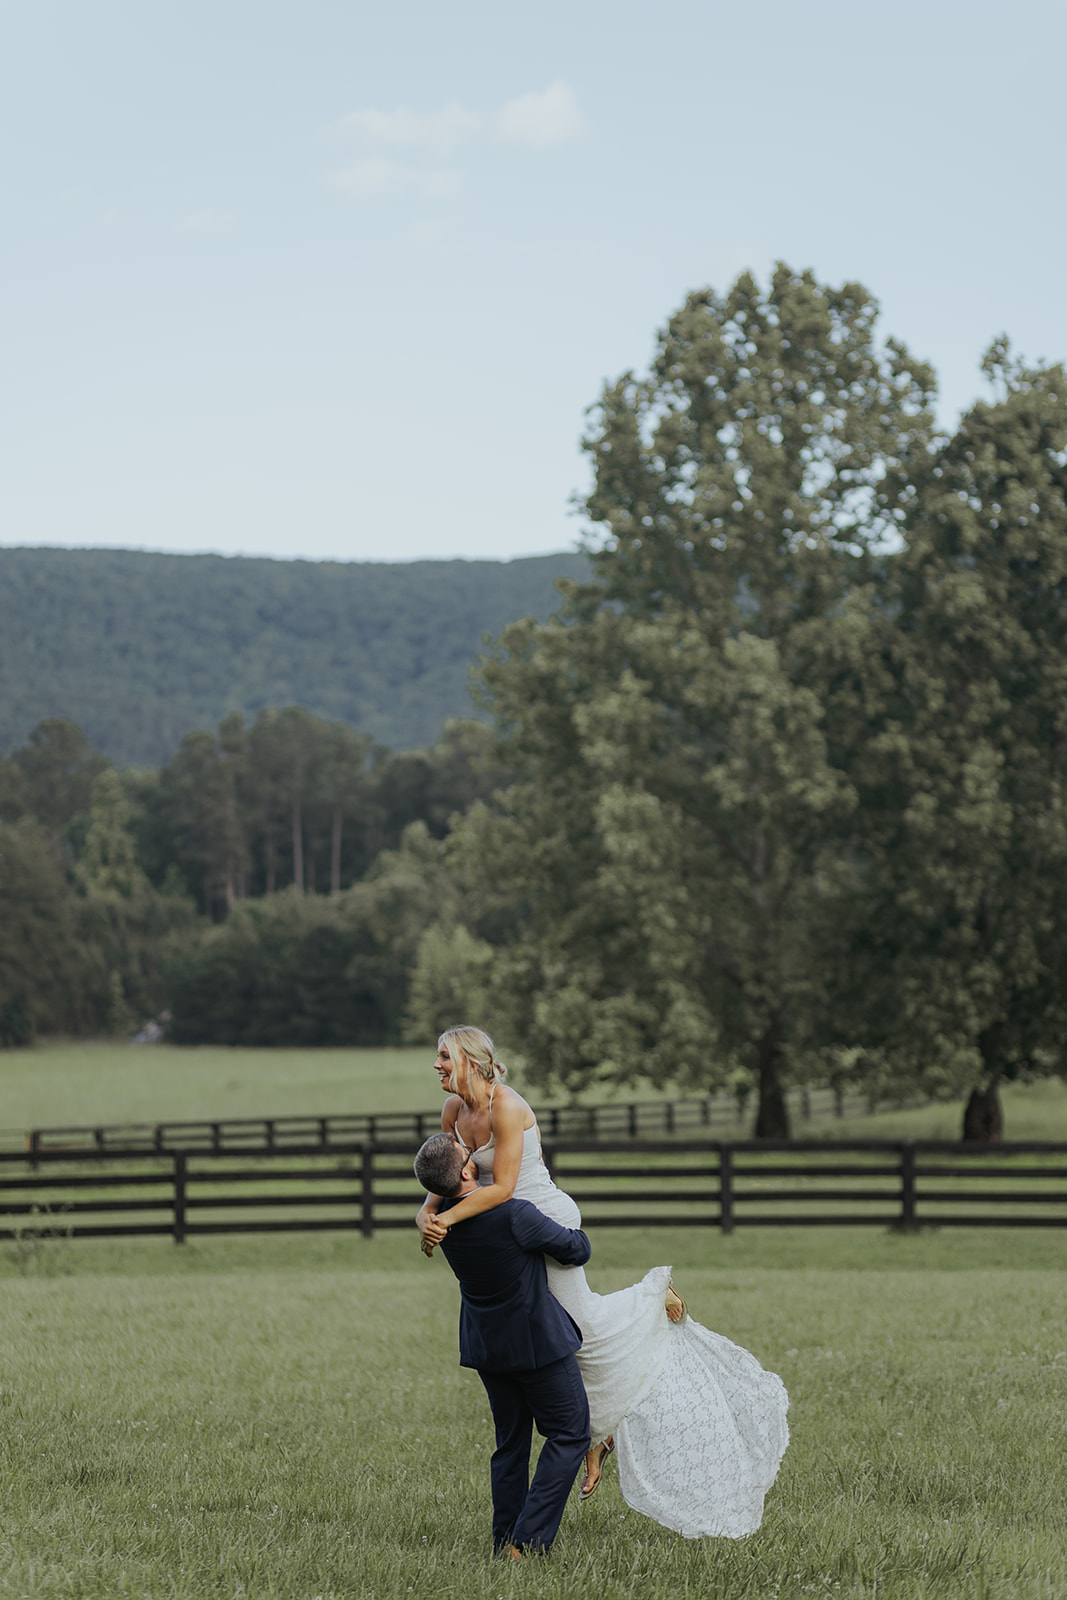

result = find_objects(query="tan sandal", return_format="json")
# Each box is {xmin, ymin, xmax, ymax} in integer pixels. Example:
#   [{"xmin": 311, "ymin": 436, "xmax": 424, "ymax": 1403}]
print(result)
[{"xmin": 579, "ymin": 1435, "xmax": 615, "ymax": 1500}]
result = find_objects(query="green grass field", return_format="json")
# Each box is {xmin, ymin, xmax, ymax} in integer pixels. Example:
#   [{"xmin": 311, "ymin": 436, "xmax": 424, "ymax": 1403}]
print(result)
[
  {"xmin": 1, "ymin": 1225, "xmax": 1066, "ymax": 1600},
  {"xmin": 3, "ymin": 1041, "xmax": 1067, "ymax": 1143},
  {"xmin": 0, "ymin": 1041, "xmax": 693, "ymax": 1135},
  {"xmin": 2, "ymin": 1048, "xmax": 1065, "ymax": 1595}
]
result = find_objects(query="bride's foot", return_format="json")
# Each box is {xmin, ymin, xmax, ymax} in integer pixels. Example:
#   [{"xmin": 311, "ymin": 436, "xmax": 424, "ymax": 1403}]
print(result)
[
  {"xmin": 579, "ymin": 1436, "xmax": 615, "ymax": 1500},
  {"xmin": 665, "ymin": 1283, "xmax": 688, "ymax": 1324}
]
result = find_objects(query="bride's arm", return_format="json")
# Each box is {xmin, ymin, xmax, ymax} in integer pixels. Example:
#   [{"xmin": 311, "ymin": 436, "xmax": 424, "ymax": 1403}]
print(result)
[
  {"xmin": 415, "ymin": 1096, "xmax": 461, "ymax": 1240},
  {"xmin": 422, "ymin": 1093, "xmax": 525, "ymax": 1241}
]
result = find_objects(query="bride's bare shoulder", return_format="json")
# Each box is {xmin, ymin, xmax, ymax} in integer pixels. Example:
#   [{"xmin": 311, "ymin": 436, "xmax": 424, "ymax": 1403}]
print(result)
[
  {"xmin": 440, "ymin": 1095, "xmax": 463, "ymax": 1131},
  {"xmin": 493, "ymin": 1083, "xmax": 536, "ymax": 1130}
]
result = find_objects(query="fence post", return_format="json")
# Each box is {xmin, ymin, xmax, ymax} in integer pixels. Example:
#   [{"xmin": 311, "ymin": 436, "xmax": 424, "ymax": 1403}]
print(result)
[
  {"xmin": 28, "ymin": 1129, "xmax": 41, "ymax": 1172},
  {"xmin": 173, "ymin": 1151, "xmax": 187, "ymax": 1245},
  {"xmin": 719, "ymin": 1144, "xmax": 734, "ymax": 1235},
  {"xmin": 801, "ymin": 1088, "xmax": 811, "ymax": 1122},
  {"xmin": 266, "ymin": 1119, "xmax": 276, "ymax": 1151},
  {"xmin": 319, "ymin": 1117, "xmax": 328, "ymax": 1150},
  {"xmin": 665, "ymin": 1101, "xmax": 676, "ymax": 1135},
  {"xmin": 361, "ymin": 1144, "xmax": 374, "ymax": 1239},
  {"xmin": 900, "ymin": 1141, "xmax": 917, "ymax": 1231}
]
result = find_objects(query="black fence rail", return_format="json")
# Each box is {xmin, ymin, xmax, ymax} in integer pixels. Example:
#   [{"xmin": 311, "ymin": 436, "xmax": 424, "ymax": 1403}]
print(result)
[
  {"xmin": 0, "ymin": 1140, "xmax": 1065, "ymax": 1245},
  {"xmin": 1, "ymin": 1086, "xmax": 925, "ymax": 1162}
]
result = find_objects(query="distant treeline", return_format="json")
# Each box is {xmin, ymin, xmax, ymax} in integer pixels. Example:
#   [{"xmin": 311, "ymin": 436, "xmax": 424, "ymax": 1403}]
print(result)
[
  {"xmin": 0, "ymin": 547, "xmax": 589, "ymax": 767},
  {"xmin": 0, "ymin": 712, "xmax": 504, "ymax": 1049}
]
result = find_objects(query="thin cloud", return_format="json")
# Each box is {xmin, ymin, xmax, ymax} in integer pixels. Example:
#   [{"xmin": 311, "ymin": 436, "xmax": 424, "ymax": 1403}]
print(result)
[
  {"xmin": 328, "ymin": 82, "xmax": 586, "ymax": 198},
  {"xmin": 334, "ymin": 100, "xmax": 482, "ymax": 158},
  {"xmin": 332, "ymin": 159, "xmax": 462, "ymax": 198},
  {"xmin": 493, "ymin": 82, "xmax": 586, "ymax": 149}
]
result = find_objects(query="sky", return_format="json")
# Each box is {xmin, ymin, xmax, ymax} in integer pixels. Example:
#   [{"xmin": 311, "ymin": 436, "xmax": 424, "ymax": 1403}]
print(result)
[{"xmin": 2, "ymin": 0, "xmax": 1064, "ymax": 565}]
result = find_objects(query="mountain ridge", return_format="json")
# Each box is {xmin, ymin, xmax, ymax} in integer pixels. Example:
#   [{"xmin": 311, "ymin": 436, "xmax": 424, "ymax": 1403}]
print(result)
[{"xmin": 0, "ymin": 546, "xmax": 590, "ymax": 765}]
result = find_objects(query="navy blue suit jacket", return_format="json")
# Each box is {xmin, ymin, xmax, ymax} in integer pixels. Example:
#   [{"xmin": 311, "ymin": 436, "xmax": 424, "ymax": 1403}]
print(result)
[{"xmin": 437, "ymin": 1197, "xmax": 591, "ymax": 1374}]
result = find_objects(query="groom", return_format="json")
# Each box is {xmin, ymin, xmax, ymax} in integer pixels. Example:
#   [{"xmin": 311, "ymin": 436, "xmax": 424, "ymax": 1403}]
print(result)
[{"xmin": 412, "ymin": 1132, "xmax": 591, "ymax": 1559}]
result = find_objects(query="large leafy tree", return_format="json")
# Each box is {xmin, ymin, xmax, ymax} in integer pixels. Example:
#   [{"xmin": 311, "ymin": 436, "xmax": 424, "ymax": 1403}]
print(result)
[
  {"xmin": 460, "ymin": 266, "xmax": 936, "ymax": 1131},
  {"xmin": 840, "ymin": 347, "xmax": 1067, "ymax": 1132}
]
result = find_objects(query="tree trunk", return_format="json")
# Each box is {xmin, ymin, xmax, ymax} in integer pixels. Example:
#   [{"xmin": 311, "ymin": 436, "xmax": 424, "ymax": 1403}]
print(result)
[
  {"xmin": 962, "ymin": 1076, "xmax": 1003, "ymax": 1142},
  {"xmin": 331, "ymin": 804, "xmax": 342, "ymax": 895},
  {"xmin": 292, "ymin": 793, "xmax": 304, "ymax": 893},
  {"xmin": 753, "ymin": 1019, "xmax": 791, "ymax": 1139}
]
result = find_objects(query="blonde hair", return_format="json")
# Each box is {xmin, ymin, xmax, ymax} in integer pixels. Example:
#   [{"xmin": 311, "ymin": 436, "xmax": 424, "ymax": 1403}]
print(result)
[{"xmin": 438, "ymin": 1025, "xmax": 507, "ymax": 1093}]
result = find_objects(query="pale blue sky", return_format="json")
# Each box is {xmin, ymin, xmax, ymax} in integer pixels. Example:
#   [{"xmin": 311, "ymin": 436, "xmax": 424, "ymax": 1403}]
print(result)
[{"xmin": 2, "ymin": 0, "xmax": 1064, "ymax": 563}]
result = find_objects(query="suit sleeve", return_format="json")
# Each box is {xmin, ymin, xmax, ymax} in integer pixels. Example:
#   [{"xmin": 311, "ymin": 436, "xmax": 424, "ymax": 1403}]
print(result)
[{"xmin": 509, "ymin": 1200, "xmax": 591, "ymax": 1266}]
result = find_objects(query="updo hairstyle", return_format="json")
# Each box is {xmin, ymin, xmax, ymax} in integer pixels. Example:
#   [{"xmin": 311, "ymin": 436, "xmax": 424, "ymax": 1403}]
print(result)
[{"xmin": 438, "ymin": 1025, "xmax": 507, "ymax": 1093}]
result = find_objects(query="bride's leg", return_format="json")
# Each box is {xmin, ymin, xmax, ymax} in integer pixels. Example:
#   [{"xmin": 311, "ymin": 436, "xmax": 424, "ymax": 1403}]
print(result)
[{"xmin": 543, "ymin": 1256, "xmax": 602, "ymax": 1328}]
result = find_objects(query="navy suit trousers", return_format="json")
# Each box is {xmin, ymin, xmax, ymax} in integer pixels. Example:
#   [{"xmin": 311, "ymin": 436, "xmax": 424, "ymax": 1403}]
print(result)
[{"xmin": 478, "ymin": 1354, "xmax": 590, "ymax": 1554}]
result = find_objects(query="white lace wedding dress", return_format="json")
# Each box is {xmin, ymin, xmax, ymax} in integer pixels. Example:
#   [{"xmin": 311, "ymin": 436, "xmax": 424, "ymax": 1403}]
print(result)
[{"xmin": 473, "ymin": 1126, "xmax": 789, "ymax": 1539}]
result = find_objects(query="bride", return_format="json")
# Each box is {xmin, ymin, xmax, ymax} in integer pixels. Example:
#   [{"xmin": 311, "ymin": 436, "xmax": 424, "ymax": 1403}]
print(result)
[{"xmin": 416, "ymin": 1026, "xmax": 789, "ymax": 1539}]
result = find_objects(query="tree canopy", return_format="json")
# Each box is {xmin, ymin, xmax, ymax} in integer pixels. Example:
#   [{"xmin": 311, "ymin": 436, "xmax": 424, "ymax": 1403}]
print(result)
[{"xmin": 449, "ymin": 266, "xmax": 1067, "ymax": 1135}]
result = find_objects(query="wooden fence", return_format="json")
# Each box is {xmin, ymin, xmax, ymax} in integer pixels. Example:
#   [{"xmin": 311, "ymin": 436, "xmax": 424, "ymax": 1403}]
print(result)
[
  {"xmin": 1, "ymin": 1139, "xmax": 1065, "ymax": 1245},
  {"xmin": 2, "ymin": 1086, "xmax": 924, "ymax": 1162}
]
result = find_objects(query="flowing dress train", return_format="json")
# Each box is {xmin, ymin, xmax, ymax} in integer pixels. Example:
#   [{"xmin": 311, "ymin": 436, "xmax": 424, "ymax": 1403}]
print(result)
[{"xmin": 473, "ymin": 1125, "xmax": 789, "ymax": 1539}]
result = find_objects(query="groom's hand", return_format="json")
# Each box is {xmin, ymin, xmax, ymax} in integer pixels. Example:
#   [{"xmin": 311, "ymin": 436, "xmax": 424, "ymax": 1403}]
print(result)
[{"xmin": 422, "ymin": 1214, "xmax": 448, "ymax": 1247}]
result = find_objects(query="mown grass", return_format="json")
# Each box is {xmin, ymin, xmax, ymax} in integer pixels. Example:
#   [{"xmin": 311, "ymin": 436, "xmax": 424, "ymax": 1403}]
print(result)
[
  {"xmin": 817, "ymin": 1074, "xmax": 1067, "ymax": 1145},
  {"xmin": 3, "ymin": 1041, "xmax": 1067, "ymax": 1143},
  {"xmin": 0, "ymin": 1042, "xmax": 688, "ymax": 1134},
  {"xmin": 0, "ymin": 1043, "xmax": 445, "ymax": 1133},
  {"xmin": 1, "ymin": 1226, "xmax": 1066, "ymax": 1599}
]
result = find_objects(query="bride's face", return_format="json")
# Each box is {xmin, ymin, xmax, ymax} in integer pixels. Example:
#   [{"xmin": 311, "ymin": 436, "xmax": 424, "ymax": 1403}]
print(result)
[{"xmin": 434, "ymin": 1044, "xmax": 461, "ymax": 1095}]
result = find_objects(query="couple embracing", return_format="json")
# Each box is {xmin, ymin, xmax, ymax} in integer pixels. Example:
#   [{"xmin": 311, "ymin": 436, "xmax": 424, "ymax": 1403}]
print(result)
[{"xmin": 414, "ymin": 1027, "xmax": 790, "ymax": 1560}]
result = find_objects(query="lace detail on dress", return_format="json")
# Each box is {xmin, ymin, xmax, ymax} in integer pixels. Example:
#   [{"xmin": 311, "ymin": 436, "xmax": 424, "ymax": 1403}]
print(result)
[
  {"xmin": 476, "ymin": 1119, "xmax": 789, "ymax": 1535},
  {"xmin": 616, "ymin": 1321, "xmax": 790, "ymax": 1538}
]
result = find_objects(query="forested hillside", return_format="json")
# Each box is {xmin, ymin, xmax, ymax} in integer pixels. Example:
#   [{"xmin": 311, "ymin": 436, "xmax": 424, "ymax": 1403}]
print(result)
[{"xmin": 0, "ymin": 547, "xmax": 589, "ymax": 766}]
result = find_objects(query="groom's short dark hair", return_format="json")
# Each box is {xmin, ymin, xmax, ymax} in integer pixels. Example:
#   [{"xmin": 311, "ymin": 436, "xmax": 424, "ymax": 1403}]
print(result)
[{"xmin": 414, "ymin": 1133, "xmax": 465, "ymax": 1198}]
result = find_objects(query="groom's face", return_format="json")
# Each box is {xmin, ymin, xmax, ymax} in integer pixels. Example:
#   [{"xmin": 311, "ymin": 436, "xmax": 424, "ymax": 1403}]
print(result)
[{"xmin": 452, "ymin": 1130, "xmax": 477, "ymax": 1190}]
